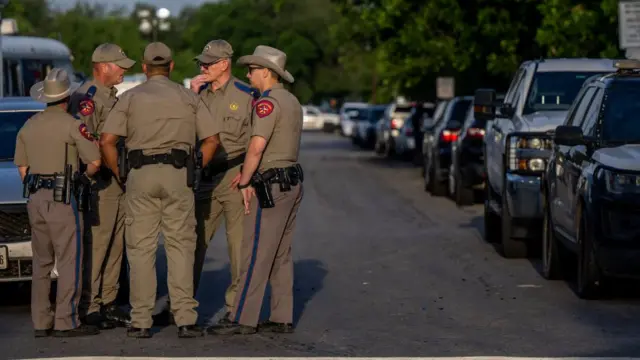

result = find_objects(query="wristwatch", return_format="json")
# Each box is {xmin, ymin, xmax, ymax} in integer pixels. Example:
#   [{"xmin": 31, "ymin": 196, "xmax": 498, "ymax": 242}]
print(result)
[{"xmin": 238, "ymin": 182, "xmax": 251, "ymax": 189}]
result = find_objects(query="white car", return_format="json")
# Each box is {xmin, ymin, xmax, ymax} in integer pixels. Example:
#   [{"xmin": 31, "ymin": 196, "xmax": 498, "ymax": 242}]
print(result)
[
  {"xmin": 339, "ymin": 102, "xmax": 369, "ymax": 137},
  {"xmin": 302, "ymin": 105, "xmax": 339, "ymax": 131}
]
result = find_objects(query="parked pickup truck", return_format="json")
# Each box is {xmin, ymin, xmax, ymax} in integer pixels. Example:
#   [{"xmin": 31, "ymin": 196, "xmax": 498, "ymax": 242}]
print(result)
[{"xmin": 474, "ymin": 58, "xmax": 618, "ymax": 258}]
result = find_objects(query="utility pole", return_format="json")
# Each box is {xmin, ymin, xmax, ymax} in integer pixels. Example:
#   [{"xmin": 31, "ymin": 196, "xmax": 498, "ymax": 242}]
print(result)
[{"xmin": 0, "ymin": 0, "xmax": 9, "ymax": 98}]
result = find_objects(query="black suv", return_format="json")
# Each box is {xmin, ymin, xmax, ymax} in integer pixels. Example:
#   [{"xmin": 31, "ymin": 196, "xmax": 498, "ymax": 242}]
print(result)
[{"xmin": 542, "ymin": 59, "xmax": 640, "ymax": 298}]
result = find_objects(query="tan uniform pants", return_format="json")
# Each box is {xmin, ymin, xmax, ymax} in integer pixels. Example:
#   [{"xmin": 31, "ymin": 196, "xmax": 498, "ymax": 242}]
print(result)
[
  {"xmin": 230, "ymin": 182, "xmax": 303, "ymax": 327},
  {"xmin": 125, "ymin": 165, "xmax": 198, "ymax": 328},
  {"xmin": 194, "ymin": 164, "xmax": 244, "ymax": 311},
  {"xmin": 28, "ymin": 189, "xmax": 84, "ymax": 331},
  {"xmin": 82, "ymin": 176, "xmax": 125, "ymax": 315}
]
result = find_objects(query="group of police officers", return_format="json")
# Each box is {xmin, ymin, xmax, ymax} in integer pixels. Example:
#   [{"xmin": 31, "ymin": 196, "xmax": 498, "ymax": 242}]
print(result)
[{"xmin": 14, "ymin": 39, "xmax": 304, "ymax": 338}]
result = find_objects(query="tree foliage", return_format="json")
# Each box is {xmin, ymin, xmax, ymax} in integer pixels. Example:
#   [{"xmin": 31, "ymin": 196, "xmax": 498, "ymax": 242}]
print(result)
[{"xmin": 1, "ymin": 0, "xmax": 626, "ymax": 106}]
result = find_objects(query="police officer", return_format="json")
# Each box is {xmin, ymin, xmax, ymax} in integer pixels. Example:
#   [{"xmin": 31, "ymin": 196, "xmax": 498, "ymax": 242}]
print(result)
[
  {"xmin": 70, "ymin": 43, "xmax": 135, "ymax": 329},
  {"xmin": 156, "ymin": 40, "xmax": 257, "ymax": 326},
  {"xmin": 208, "ymin": 45, "xmax": 304, "ymax": 335},
  {"xmin": 15, "ymin": 68, "xmax": 102, "ymax": 337},
  {"xmin": 100, "ymin": 42, "xmax": 221, "ymax": 339}
]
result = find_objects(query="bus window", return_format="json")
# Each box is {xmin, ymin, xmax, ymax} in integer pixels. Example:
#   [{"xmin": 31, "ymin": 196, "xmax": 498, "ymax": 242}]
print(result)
[
  {"xmin": 3, "ymin": 59, "xmax": 20, "ymax": 96},
  {"xmin": 22, "ymin": 59, "xmax": 53, "ymax": 96}
]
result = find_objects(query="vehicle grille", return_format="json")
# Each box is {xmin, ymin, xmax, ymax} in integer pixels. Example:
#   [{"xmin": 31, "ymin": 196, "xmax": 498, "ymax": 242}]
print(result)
[
  {"xmin": 0, "ymin": 259, "xmax": 32, "ymax": 279},
  {"xmin": 0, "ymin": 205, "xmax": 30, "ymax": 243}
]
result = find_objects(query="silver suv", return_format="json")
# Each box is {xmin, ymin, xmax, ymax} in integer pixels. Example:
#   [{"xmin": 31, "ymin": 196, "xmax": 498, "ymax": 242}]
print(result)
[{"xmin": 475, "ymin": 58, "xmax": 618, "ymax": 258}]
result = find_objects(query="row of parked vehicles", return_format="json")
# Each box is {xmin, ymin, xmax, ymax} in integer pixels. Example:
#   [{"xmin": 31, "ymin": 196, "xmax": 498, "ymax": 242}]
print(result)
[{"xmin": 337, "ymin": 57, "xmax": 640, "ymax": 299}]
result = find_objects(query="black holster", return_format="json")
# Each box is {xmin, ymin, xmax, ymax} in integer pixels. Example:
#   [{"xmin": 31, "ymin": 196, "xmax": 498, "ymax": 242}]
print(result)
[
  {"xmin": 192, "ymin": 151, "xmax": 203, "ymax": 192},
  {"xmin": 250, "ymin": 173, "xmax": 275, "ymax": 209},
  {"xmin": 117, "ymin": 140, "xmax": 128, "ymax": 184}
]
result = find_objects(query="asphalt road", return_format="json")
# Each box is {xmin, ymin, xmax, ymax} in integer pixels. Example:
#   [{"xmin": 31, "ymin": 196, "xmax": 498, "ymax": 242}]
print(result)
[{"xmin": 3, "ymin": 131, "xmax": 640, "ymax": 359}]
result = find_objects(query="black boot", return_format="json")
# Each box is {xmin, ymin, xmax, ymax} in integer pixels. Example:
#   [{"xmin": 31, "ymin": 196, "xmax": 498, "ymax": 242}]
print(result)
[
  {"xmin": 52, "ymin": 324, "xmax": 100, "ymax": 337},
  {"xmin": 83, "ymin": 312, "xmax": 117, "ymax": 330},
  {"xmin": 102, "ymin": 303, "xmax": 131, "ymax": 327},
  {"xmin": 127, "ymin": 327, "xmax": 152, "ymax": 338},
  {"xmin": 258, "ymin": 320, "xmax": 294, "ymax": 333},
  {"xmin": 178, "ymin": 325, "xmax": 203, "ymax": 338}
]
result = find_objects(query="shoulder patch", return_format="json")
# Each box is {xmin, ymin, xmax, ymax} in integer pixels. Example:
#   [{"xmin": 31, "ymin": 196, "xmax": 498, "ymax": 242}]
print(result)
[
  {"xmin": 78, "ymin": 123, "xmax": 93, "ymax": 141},
  {"xmin": 79, "ymin": 98, "xmax": 95, "ymax": 116},
  {"xmin": 255, "ymin": 100, "xmax": 274, "ymax": 118}
]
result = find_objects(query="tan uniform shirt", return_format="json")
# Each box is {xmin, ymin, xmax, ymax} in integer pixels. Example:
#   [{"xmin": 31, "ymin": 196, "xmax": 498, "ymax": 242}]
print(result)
[
  {"xmin": 14, "ymin": 106, "xmax": 101, "ymax": 174},
  {"xmin": 102, "ymin": 75, "xmax": 220, "ymax": 154},
  {"xmin": 251, "ymin": 83, "xmax": 303, "ymax": 171},
  {"xmin": 69, "ymin": 80, "xmax": 118, "ymax": 134},
  {"xmin": 199, "ymin": 77, "xmax": 254, "ymax": 161}
]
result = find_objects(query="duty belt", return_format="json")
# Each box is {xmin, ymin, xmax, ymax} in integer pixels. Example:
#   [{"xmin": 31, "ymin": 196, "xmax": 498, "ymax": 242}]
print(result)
[
  {"xmin": 204, "ymin": 153, "xmax": 246, "ymax": 179},
  {"xmin": 260, "ymin": 164, "xmax": 304, "ymax": 185},
  {"xmin": 128, "ymin": 149, "xmax": 190, "ymax": 169}
]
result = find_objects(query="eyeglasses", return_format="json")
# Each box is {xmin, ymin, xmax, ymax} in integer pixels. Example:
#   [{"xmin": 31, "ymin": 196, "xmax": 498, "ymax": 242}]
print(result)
[
  {"xmin": 249, "ymin": 66, "xmax": 265, "ymax": 72},
  {"xmin": 197, "ymin": 59, "xmax": 225, "ymax": 69}
]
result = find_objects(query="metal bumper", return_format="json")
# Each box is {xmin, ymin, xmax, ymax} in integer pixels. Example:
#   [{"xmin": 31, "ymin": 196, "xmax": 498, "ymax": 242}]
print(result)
[
  {"xmin": 0, "ymin": 240, "xmax": 58, "ymax": 282},
  {"xmin": 505, "ymin": 173, "xmax": 543, "ymax": 219}
]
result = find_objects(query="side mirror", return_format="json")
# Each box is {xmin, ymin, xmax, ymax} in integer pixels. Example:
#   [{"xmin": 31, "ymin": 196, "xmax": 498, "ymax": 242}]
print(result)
[
  {"xmin": 554, "ymin": 125, "xmax": 584, "ymax": 146},
  {"xmin": 474, "ymin": 88, "xmax": 497, "ymax": 121}
]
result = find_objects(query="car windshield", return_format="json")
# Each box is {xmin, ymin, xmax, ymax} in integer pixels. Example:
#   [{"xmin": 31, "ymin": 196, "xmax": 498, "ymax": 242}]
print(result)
[
  {"xmin": 602, "ymin": 84, "xmax": 640, "ymax": 143},
  {"xmin": 448, "ymin": 99, "xmax": 472, "ymax": 126},
  {"xmin": 368, "ymin": 108, "xmax": 386, "ymax": 123},
  {"xmin": 0, "ymin": 110, "xmax": 39, "ymax": 160},
  {"xmin": 524, "ymin": 72, "xmax": 605, "ymax": 114},
  {"xmin": 344, "ymin": 107, "xmax": 367, "ymax": 119}
]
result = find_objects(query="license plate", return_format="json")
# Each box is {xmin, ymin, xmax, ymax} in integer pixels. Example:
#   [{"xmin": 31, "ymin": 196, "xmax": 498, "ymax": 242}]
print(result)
[{"xmin": 0, "ymin": 246, "xmax": 7, "ymax": 270}]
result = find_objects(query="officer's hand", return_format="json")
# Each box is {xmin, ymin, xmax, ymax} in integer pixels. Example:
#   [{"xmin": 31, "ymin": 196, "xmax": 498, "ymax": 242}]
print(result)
[
  {"xmin": 230, "ymin": 173, "xmax": 242, "ymax": 190},
  {"xmin": 241, "ymin": 187, "xmax": 255, "ymax": 215},
  {"xmin": 190, "ymin": 75, "xmax": 208, "ymax": 94}
]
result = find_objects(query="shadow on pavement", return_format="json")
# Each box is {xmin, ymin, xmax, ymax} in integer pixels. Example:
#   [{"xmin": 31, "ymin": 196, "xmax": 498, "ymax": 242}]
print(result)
[{"xmin": 257, "ymin": 259, "xmax": 327, "ymax": 326}]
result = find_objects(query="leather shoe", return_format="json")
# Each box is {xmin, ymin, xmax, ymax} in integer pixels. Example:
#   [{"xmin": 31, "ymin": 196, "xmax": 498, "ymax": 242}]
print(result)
[
  {"xmin": 102, "ymin": 303, "xmax": 131, "ymax": 327},
  {"xmin": 207, "ymin": 323, "xmax": 256, "ymax": 335},
  {"xmin": 34, "ymin": 328, "xmax": 52, "ymax": 338},
  {"xmin": 178, "ymin": 325, "xmax": 203, "ymax": 338},
  {"xmin": 258, "ymin": 320, "xmax": 294, "ymax": 333},
  {"xmin": 83, "ymin": 312, "xmax": 117, "ymax": 330},
  {"xmin": 127, "ymin": 327, "xmax": 152, "ymax": 338},
  {"xmin": 53, "ymin": 324, "xmax": 100, "ymax": 337}
]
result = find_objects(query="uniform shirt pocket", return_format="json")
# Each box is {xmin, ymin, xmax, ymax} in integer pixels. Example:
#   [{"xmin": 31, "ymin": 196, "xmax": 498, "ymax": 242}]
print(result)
[{"xmin": 222, "ymin": 113, "xmax": 247, "ymax": 138}]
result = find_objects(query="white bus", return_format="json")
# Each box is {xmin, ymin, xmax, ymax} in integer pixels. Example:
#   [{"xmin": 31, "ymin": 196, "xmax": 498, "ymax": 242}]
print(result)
[{"xmin": 0, "ymin": 19, "xmax": 80, "ymax": 97}]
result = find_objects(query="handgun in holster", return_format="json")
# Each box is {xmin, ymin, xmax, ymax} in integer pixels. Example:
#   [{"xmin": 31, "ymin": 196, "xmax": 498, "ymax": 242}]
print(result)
[
  {"xmin": 117, "ymin": 140, "xmax": 128, "ymax": 184},
  {"xmin": 277, "ymin": 168, "xmax": 292, "ymax": 192},
  {"xmin": 73, "ymin": 171, "xmax": 93, "ymax": 212},
  {"xmin": 185, "ymin": 147, "xmax": 195, "ymax": 188},
  {"xmin": 251, "ymin": 172, "xmax": 275, "ymax": 209},
  {"xmin": 192, "ymin": 151, "xmax": 203, "ymax": 192},
  {"xmin": 22, "ymin": 170, "xmax": 37, "ymax": 198}
]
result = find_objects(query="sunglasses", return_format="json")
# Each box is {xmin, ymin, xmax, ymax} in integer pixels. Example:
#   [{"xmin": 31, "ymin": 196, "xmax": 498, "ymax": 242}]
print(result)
[{"xmin": 197, "ymin": 59, "xmax": 224, "ymax": 69}]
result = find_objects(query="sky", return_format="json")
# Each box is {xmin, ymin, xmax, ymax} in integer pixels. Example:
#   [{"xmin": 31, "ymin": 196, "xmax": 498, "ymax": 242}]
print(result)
[{"xmin": 48, "ymin": 0, "xmax": 219, "ymax": 16}]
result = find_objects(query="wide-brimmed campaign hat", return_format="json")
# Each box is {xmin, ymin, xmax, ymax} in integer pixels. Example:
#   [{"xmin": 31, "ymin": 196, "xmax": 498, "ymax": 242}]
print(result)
[
  {"xmin": 29, "ymin": 68, "xmax": 81, "ymax": 103},
  {"xmin": 237, "ymin": 45, "xmax": 294, "ymax": 83}
]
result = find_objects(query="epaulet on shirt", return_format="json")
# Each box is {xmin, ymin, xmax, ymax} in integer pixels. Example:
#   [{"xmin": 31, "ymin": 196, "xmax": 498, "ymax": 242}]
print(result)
[
  {"xmin": 234, "ymin": 81, "xmax": 260, "ymax": 99},
  {"xmin": 198, "ymin": 83, "xmax": 209, "ymax": 94}
]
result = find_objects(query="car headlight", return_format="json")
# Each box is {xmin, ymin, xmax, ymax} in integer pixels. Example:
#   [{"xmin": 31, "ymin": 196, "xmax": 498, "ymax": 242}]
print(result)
[
  {"xmin": 507, "ymin": 135, "xmax": 552, "ymax": 173},
  {"xmin": 602, "ymin": 169, "xmax": 640, "ymax": 194}
]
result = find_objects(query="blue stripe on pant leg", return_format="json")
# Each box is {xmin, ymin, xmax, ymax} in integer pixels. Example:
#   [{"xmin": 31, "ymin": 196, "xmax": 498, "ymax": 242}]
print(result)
[
  {"xmin": 234, "ymin": 206, "xmax": 263, "ymax": 323},
  {"xmin": 70, "ymin": 198, "xmax": 82, "ymax": 329}
]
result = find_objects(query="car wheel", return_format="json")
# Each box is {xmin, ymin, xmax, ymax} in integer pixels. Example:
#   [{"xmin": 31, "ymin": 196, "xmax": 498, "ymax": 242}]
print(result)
[
  {"xmin": 455, "ymin": 166, "xmax": 474, "ymax": 206},
  {"xmin": 500, "ymin": 188, "xmax": 528, "ymax": 258},
  {"xmin": 542, "ymin": 204, "xmax": 565, "ymax": 280},
  {"xmin": 576, "ymin": 205, "xmax": 606, "ymax": 299},
  {"xmin": 448, "ymin": 163, "xmax": 456, "ymax": 198}
]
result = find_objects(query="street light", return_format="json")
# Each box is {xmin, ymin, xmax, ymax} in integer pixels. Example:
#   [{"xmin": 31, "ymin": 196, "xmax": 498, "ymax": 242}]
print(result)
[{"xmin": 137, "ymin": 7, "xmax": 171, "ymax": 42}]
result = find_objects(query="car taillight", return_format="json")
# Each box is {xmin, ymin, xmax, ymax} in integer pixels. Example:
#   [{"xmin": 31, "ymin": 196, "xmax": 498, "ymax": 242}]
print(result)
[
  {"xmin": 391, "ymin": 119, "xmax": 401, "ymax": 129},
  {"xmin": 440, "ymin": 130, "xmax": 458, "ymax": 142},
  {"xmin": 467, "ymin": 127, "xmax": 485, "ymax": 138}
]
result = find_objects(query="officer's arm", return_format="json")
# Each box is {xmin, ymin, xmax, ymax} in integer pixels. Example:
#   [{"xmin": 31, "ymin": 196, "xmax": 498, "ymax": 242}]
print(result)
[
  {"xmin": 68, "ymin": 122, "xmax": 101, "ymax": 176},
  {"xmin": 99, "ymin": 133, "xmax": 119, "ymax": 178},
  {"xmin": 194, "ymin": 97, "xmax": 221, "ymax": 166},
  {"xmin": 14, "ymin": 128, "xmax": 28, "ymax": 181},
  {"xmin": 238, "ymin": 98, "xmax": 278, "ymax": 186},
  {"xmin": 100, "ymin": 93, "xmax": 130, "ymax": 179}
]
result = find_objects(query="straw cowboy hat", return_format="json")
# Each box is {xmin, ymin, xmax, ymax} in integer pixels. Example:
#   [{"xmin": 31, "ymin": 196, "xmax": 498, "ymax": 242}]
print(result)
[
  {"xmin": 29, "ymin": 68, "xmax": 80, "ymax": 103},
  {"xmin": 237, "ymin": 45, "xmax": 294, "ymax": 83}
]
